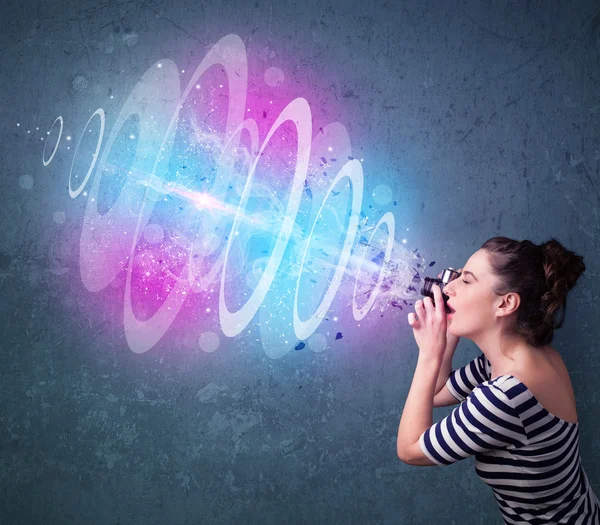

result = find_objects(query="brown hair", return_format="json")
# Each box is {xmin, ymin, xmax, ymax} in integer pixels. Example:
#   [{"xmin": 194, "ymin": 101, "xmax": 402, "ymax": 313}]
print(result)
[{"xmin": 480, "ymin": 236, "xmax": 586, "ymax": 347}]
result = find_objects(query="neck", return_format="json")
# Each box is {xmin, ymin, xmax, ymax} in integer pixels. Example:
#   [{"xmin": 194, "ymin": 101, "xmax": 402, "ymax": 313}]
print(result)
[{"xmin": 468, "ymin": 328, "xmax": 537, "ymax": 378}]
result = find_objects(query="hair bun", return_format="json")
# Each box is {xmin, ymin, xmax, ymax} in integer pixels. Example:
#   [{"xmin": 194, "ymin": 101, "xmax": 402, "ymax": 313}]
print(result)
[
  {"xmin": 539, "ymin": 238, "xmax": 586, "ymax": 328},
  {"xmin": 482, "ymin": 236, "xmax": 585, "ymax": 347}
]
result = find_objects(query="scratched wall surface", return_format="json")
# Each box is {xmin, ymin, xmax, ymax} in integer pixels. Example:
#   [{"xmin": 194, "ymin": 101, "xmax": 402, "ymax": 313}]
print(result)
[{"xmin": 2, "ymin": 0, "xmax": 600, "ymax": 523}]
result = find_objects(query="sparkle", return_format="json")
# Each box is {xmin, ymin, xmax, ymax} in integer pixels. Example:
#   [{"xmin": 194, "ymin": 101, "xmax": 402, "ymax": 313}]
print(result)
[
  {"xmin": 196, "ymin": 84, "xmax": 200, "ymax": 89},
  {"xmin": 328, "ymin": 146, "xmax": 333, "ymax": 151},
  {"xmin": 157, "ymin": 63, "xmax": 162, "ymax": 68},
  {"xmin": 16, "ymin": 123, "xmax": 20, "ymax": 127},
  {"xmin": 66, "ymin": 136, "xmax": 72, "ymax": 141},
  {"xmin": 129, "ymin": 134, "xmax": 135, "ymax": 139},
  {"xmin": 83, "ymin": 191, "xmax": 87, "ymax": 196}
]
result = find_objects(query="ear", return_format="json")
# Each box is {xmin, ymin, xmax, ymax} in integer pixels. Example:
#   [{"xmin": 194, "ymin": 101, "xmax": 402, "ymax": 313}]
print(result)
[{"xmin": 497, "ymin": 292, "xmax": 521, "ymax": 317}]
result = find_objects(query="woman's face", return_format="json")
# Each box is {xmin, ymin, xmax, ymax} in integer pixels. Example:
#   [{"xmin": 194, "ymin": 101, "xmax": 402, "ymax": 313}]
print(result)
[{"xmin": 444, "ymin": 249, "xmax": 502, "ymax": 338}]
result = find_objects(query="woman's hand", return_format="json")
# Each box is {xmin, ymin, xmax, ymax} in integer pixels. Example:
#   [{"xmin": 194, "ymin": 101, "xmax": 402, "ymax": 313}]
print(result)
[{"xmin": 408, "ymin": 284, "xmax": 447, "ymax": 361}]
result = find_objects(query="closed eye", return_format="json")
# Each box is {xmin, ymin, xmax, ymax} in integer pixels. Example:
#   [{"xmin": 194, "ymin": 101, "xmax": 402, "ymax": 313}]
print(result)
[{"xmin": 462, "ymin": 280, "xmax": 469, "ymax": 284}]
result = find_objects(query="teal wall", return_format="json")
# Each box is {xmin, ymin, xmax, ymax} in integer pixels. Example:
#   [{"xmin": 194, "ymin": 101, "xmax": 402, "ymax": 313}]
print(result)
[{"xmin": 1, "ymin": 0, "xmax": 599, "ymax": 523}]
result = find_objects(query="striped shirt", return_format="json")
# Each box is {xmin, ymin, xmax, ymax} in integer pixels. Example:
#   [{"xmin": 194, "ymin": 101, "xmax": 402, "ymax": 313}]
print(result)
[{"xmin": 419, "ymin": 352, "xmax": 600, "ymax": 524}]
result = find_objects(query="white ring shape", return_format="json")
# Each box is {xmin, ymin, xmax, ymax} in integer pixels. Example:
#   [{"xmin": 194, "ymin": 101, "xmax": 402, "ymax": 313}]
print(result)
[
  {"xmin": 42, "ymin": 116, "xmax": 63, "ymax": 166},
  {"xmin": 219, "ymin": 96, "xmax": 312, "ymax": 338},
  {"xmin": 69, "ymin": 109, "xmax": 105, "ymax": 198},
  {"xmin": 293, "ymin": 158, "xmax": 364, "ymax": 340},
  {"xmin": 352, "ymin": 211, "xmax": 395, "ymax": 321}
]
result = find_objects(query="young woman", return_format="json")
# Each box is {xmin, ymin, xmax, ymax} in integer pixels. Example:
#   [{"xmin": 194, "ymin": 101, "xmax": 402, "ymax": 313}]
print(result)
[{"xmin": 397, "ymin": 236, "xmax": 600, "ymax": 524}]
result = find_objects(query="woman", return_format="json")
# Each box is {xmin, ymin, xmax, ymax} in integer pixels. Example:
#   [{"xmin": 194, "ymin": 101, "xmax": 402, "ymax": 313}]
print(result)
[{"xmin": 396, "ymin": 236, "xmax": 600, "ymax": 524}]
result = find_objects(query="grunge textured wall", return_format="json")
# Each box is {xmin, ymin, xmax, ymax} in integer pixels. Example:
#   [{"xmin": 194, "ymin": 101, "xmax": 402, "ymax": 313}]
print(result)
[{"xmin": 1, "ymin": 0, "xmax": 600, "ymax": 523}]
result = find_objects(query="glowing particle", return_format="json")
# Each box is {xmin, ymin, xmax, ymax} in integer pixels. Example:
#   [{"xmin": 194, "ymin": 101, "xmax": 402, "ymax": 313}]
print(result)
[
  {"xmin": 16, "ymin": 123, "xmax": 20, "ymax": 126},
  {"xmin": 36, "ymin": 127, "xmax": 39, "ymax": 130},
  {"xmin": 328, "ymin": 146, "xmax": 332, "ymax": 152},
  {"xmin": 333, "ymin": 316, "xmax": 338, "ymax": 321},
  {"xmin": 83, "ymin": 192, "xmax": 87, "ymax": 197},
  {"xmin": 198, "ymin": 331, "xmax": 220, "ymax": 353},
  {"xmin": 66, "ymin": 136, "xmax": 72, "ymax": 141},
  {"xmin": 129, "ymin": 134, "xmax": 135, "ymax": 139},
  {"xmin": 19, "ymin": 174, "xmax": 34, "ymax": 190},
  {"xmin": 144, "ymin": 223, "xmax": 164, "ymax": 244},
  {"xmin": 308, "ymin": 333, "xmax": 327, "ymax": 352},
  {"xmin": 195, "ymin": 84, "xmax": 200, "ymax": 89},
  {"xmin": 264, "ymin": 66, "xmax": 285, "ymax": 87},
  {"xmin": 372, "ymin": 184, "xmax": 393, "ymax": 205},
  {"xmin": 157, "ymin": 63, "xmax": 162, "ymax": 68},
  {"xmin": 219, "ymin": 84, "xmax": 223, "ymax": 88}
]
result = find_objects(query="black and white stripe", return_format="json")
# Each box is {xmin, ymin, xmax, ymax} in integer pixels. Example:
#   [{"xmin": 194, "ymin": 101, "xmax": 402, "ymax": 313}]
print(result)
[
  {"xmin": 445, "ymin": 351, "xmax": 492, "ymax": 402},
  {"xmin": 420, "ymin": 375, "xmax": 600, "ymax": 524}
]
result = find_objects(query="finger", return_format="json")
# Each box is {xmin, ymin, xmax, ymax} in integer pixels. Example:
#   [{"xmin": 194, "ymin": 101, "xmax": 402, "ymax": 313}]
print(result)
[
  {"xmin": 422, "ymin": 296, "xmax": 434, "ymax": 318},
  {"xmin": 415, "ymin": 299, "xmax": 425, "ymax": 320},
  {"xmin": 432, "ymin": 284, "xmax": 443, "ymax": 316}
]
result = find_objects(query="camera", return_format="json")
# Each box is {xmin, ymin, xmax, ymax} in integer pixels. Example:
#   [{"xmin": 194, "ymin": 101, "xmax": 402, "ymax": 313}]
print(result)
[{"xmin": 420, "ymin": 267, "xmax": 462, "ymax": 314}]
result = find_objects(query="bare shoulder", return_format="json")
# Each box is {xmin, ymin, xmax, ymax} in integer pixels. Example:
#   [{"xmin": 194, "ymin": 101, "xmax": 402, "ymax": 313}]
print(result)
[
  {"xmin": 543, "ymin": 346, "xmax": 576, "ymax": 401},
  {"xmin": 513, "ymin": 346, "xmax": 578, "ymax": 423},
  {"xmin": 516, "ymin": 346, "xmax": 575, "ymax": 412}
]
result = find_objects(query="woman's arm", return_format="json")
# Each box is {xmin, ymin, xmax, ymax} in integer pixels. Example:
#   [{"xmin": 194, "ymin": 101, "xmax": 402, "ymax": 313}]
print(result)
[
  {"xmin": 397, "ymin": 354, "xmax": 443, "ymax": 461},
  {"xmin": 434, "ymin": 335, "xmax": 459, "ymax": 394}
]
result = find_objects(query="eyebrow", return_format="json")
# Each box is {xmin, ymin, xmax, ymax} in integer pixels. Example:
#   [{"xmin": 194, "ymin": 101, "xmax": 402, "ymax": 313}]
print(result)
[{"xmin": 462, "ymin": 270, "xmax": 478, "ymax": 281}]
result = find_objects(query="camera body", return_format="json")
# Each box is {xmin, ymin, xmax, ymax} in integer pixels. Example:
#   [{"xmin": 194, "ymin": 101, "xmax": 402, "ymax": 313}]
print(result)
[{"xmin": 420, "ymin": 267, "xmax": 462, "ymax": 314}]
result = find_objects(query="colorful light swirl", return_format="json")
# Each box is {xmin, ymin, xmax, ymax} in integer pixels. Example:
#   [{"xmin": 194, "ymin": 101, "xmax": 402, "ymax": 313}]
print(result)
[{"xmin": 42, "ymin": 34, "xmax": 428, "ymax": 357}]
